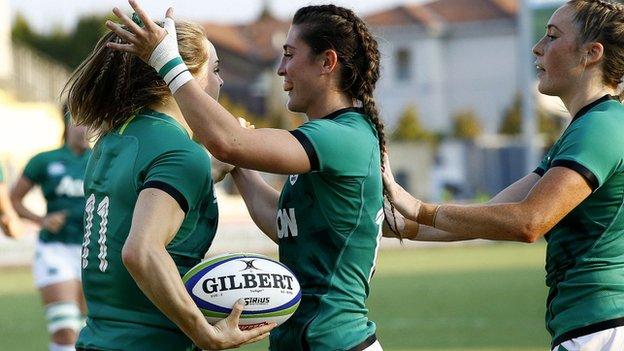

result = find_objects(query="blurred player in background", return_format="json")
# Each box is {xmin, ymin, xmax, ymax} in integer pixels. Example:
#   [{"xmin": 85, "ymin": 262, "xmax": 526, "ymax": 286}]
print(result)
[
  {"xmin": 10, "ymin": 111, "xmax": 90, "ymax": 351},
  {"xmin": 0, "ymin": 161, "xmax": 21, "ymax": 238},
  {"xmin": 64, "ymin": 15, "xmax": 272, "ymax": 351},
  {"xmin": 382, "ymin": 1, "xmax": 624, "ymax": 350},
  {"xmin": 107, "ymin": 2, "xmax": 387, "ymax": 350}
]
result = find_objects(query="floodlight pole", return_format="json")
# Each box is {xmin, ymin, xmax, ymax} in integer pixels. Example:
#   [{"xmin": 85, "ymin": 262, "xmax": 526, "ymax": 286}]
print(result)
[{"xmin": 519, "ymin": 0, "xmax": 539, "ymax": 173}]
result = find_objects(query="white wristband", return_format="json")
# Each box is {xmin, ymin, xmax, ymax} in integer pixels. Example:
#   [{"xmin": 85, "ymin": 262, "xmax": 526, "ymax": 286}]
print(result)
[{"xmin": 148, "ymin": 17, "xmax": 193, "ymax": 94}]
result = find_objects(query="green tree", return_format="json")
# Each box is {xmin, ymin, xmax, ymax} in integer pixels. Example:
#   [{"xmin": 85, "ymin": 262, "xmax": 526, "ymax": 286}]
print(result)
[
  {"xmin": 392, "ymin": 105, "xmax": 432, "ymax": 141},
  {"xmin": 499, "ymin": 95, "xmax": 523, "ymax": 135},
  {"xmin": 499, "ymin": 94, "xmax": 561, "ymax": 139},
  {"xmin": 452, "ymin": 110, "xmax": 482, "ymax": 140},
  {"xmin": 11, "ymin": 13, "xmax": 35, "ymax": 44},
  {"xmin": 12, "ymin": 13, "xmax": 113, "ymax": 69}
]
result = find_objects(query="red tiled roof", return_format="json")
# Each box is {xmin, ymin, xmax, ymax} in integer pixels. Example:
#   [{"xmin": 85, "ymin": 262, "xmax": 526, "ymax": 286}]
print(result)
[
  {"xmin": 366, "ymin": 4, "xmax": 439, "ymax": 27},
  {"xmin": 365, "ymin": 0, "xmax": 518, "ymax": 27},
  {"xmin": 491, "ymin": 0, "xmax": 519, "ymax": 16},
  {"xmin": 202, "ymin": 15, "xmax": 289, "ymax": 62},
  {"xmin": 203, "ymin": 0, "xmax": 518, "ymax": 60},
  {"xmin": 203, "ymin": 23, "xmax": 252, "ymax": 57},
  {"xmin": 423, "ymin": 0, "xmax": 516, "ymax": 23}
]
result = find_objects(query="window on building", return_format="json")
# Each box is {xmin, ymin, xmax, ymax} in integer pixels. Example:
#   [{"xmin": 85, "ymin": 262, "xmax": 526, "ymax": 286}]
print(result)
[{"xmin": 395, "ymin": 48, "xmax": 412, "ymax": 81}]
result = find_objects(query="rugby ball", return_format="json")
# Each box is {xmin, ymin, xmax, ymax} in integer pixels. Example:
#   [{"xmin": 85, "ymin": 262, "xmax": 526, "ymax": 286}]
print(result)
[{"xmin": 183, "ymin": 253, "xmax": 301, "ymax": 330}]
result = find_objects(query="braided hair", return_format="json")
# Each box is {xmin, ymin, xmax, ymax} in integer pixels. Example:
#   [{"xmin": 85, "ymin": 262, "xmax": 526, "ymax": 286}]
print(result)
[
  {"xmin": 568, "ymin": 0, "xmax": 624, "ymax": 98},
  {"xmin": 292, "ymin": 5, "xmax": 402, "ymax": 237},
  {"xmin": 63, "ymin": 20, "xmax": 209, "ymax": 138}
]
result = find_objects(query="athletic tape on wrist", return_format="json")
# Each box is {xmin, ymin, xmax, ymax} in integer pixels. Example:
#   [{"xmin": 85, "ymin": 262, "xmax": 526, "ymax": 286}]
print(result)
[
  {"xmin": 148, "ymin": 17, "xmax": 192, "ymax": 94},
  {"xmin": 417, "ymin": 204, "xmax": 440, "ymax": 227}
]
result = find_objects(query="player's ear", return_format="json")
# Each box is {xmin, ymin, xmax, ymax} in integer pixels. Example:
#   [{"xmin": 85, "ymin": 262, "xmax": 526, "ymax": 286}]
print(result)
[
  {"xmin": 319, "ymin": 49, "xmax": 339, "ymax": 75},
  {"xmin": 581, "ymin": 41, "xmax": 604, "ymax": 66}
]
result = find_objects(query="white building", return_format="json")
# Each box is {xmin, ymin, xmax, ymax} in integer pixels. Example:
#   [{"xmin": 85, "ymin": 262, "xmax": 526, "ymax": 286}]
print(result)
[{"xmin": 367, "ymin": 0, "xmax": 521, "ymax": 134}]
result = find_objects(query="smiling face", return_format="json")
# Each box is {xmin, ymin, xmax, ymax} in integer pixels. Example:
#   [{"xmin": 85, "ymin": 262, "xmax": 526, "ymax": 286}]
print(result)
[
  {"xmin": 194, "ymin": 40, "xmax": 223, "ymax": 101},
  {"xmin": 276, "ymin": 25, "xmax": 325, "ymax": 114},
  {"xmin": 532, "ymin": 5, "xmax": 587, "ymax": 97}
]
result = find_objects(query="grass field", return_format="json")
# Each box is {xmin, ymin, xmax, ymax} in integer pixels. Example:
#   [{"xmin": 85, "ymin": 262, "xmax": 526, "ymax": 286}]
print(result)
[{"xmin": 0, "ymin": 242, "xmax": 551, "ymax": 351}]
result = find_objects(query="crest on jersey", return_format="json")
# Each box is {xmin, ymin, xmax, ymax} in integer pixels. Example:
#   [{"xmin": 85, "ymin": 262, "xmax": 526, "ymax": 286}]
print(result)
[
  {"xmin": 240, "ymin": 259, "xmax": 262, "ymax": 271},
  {"xmin": 289, "ymin": 175, "xmax": 298, "ymax": 185},
  {"xmin": 47, "ymin": 162, "xmax": 66, "ymax": 176}
]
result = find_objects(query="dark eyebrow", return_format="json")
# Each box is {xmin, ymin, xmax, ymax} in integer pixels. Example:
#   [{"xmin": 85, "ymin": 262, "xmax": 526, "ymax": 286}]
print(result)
[
  {"xmin": 283, "ymin": 44, "xmax": 295, "ymax": 51},
  {"xmin": 547, "ymin": 24, "xmax": 563, "ymax": 33}
]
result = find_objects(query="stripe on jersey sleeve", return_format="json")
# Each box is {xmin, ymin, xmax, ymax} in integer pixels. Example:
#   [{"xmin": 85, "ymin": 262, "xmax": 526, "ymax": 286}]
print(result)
[
  {"xmin": 551, "ymin": 159, "xmax": 599, "ymax": 190},
  {"xmin": 140, "ymin": 180, "xmax": 189, "ymax": 213},
  {"xmin": 290, "ymin": 130, "xmax": 320, "ymax": 171}
]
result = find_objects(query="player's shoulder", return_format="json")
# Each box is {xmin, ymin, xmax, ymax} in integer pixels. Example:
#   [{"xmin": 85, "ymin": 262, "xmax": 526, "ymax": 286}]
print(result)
[
  {"xmin": 29, "ymin": 147, "xmax": 66, "ymax": 164},
  {"xmin": 305, "ymin": 108, "xmax": 375, "ymax": 136},
  {"xmin": 570, "ymin": 101, "xmax": 624, "ymax": 141},
  {"xmin": 124, "ymin": 110, "xmax": 201, "ymax": 151}
]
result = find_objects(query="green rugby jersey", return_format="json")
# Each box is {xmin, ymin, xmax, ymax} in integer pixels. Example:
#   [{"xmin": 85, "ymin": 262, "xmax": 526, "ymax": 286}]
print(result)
[
  {"xmin": 23, "ymin": 145, "xmax": 91, "ymax": 244},
  {"xmin": 534, "ymin": 95, "xmax": 624, "ymax": 346},
  {"xmin": 271, "ymin": 108, "xmax": 383, "ymax": 351},
  {"xmin": 76, "ymin": 109, "xmax": 218, "ymax": 351}
]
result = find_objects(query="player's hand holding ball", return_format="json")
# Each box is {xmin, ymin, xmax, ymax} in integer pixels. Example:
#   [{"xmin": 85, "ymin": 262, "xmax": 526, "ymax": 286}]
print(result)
[
  {"xmin": 183, "ymin": 253, "xmax": 301, "ymax": 330},
  {"xmin": 192, "ymin": 299, "xmax": 273, "ymax": 350}
]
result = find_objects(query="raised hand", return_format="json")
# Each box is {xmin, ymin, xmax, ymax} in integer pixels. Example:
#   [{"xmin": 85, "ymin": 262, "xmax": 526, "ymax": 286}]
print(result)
[
  {"xmin": 106, "ymin": 1, "xmax": 192, "ymax": 93},
  {"xmin": 105, "ymin": 0, "xmax": 169, "ymax": 63}
]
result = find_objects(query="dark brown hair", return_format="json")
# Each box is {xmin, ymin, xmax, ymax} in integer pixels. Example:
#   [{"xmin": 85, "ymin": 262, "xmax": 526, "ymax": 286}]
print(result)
[
  {"xmin": 568, "ymin": 0, "xmax": 624, "ymax": 95},
  {"xmin": 292, "ymin": 5, "xmax": 401, "ymax": 237},
  {"xmin": 64, "ymin": 21, "xmax": 209, "ymax": 138}
]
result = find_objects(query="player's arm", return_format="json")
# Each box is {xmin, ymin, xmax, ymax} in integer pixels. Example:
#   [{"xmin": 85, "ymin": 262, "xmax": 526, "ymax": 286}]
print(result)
[
  {"xmin": 0, "ymin": 182, "xmax": 21, "ymax": 238},
  {"xmin": 386, "ymin": 167, "xmax": 590, "ymax": 243},
  {"xmin": 10, "ymin": 176, "xmax": 66, "ymax": 233},
  {"xmin": 383, "ymin": 173, "xmax": 542, "ymax": 241},
  {"xmin": 486, "ymin": 172, "xmax": 541, "ymax": 204},
  {"xmin": 122, "ymin": 188, "xmax": 273, "ymax": 350},
  {"xmin": 10, "ymin": 176, "xmax": 42, "ymax": 224},
  {"xmin": 230, "ymin": 168, "xmax": 279, "ymax": 243},
  {"xmin": 383, "ymin": 214, "xmax": 473, "ymax": 241},
  {"xmin": 106, "ymin": 4, "xmax": 311, "ymax": 175}
]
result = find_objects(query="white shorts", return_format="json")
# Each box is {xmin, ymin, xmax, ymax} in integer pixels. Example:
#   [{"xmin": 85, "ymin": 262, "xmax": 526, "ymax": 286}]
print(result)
[
  {"xmin": 363, "ymin": 340, "xmax": 383, "ymax": 351},
  {"xmin": 349, "ymin": 336, "xmax": 383, "ymax": 351},
  {"xmin": 552, "ymin": 326, "xmax": 624, "ymax": 351},
  {"xmin": 33, "ymin": 240, "xmax": 82, "ymax": 288}
]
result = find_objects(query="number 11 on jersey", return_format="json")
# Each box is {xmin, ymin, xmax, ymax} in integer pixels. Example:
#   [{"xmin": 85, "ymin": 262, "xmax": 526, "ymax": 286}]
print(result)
[{"xmin": 82, "ymin": 194, "xmax": 110, "ymax": 272}]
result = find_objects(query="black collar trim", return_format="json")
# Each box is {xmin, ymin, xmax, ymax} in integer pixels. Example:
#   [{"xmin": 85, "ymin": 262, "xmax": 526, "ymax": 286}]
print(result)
[
  {"xmin": 571, "ymin": 94, "xmax": 616, "ymax": 123},
  {"xmin": 322, "ymin": 107, "xmax": 361, "ymax": 120}
]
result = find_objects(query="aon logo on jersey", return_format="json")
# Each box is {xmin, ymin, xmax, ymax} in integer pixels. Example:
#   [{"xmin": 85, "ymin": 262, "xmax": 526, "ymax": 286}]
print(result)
[
  {"xmin": 56, "ymin": 176, "xmax": 84, "ymax": 197},
  {"xmin": 276, "ymin": 208, "xmax": 298, "ymax": 238}
]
